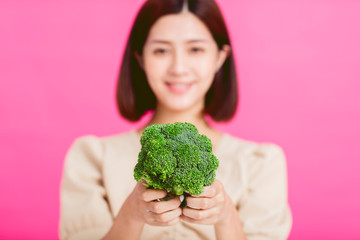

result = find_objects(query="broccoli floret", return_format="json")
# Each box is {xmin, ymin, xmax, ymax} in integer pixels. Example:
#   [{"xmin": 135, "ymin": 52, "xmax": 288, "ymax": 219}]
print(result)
[{"xmin": 134, "ymin": 122, "xmax": 219, "ymax": 199}]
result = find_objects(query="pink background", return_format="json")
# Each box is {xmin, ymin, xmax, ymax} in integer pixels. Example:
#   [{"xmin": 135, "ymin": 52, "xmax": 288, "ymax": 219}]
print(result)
[{"xmin": 1, "ymin": 0, "xmax": 359, "ymax": 239}]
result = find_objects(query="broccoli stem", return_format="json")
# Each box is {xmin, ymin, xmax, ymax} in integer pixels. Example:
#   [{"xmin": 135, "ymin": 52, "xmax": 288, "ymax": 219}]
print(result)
[
  {"xmin": 158, "ymin": 191, "xmax": 190, "ymax": 208},
  {"xmin": 179, "ymin": 192, "xmax": 191, "ymax": 208},
  {"xmin": 172, "ymin": 185, "xmax": 185, "ymax": 196},
  {"xmin": 159, "ymin": 192, "xmax": 176, "ymax": 201}
]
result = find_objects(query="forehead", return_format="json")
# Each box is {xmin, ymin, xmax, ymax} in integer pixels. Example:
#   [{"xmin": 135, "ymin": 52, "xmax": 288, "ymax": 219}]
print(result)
[{"xmin": 146, "ymin": 12, "xmax": 214, "ymax": 43}]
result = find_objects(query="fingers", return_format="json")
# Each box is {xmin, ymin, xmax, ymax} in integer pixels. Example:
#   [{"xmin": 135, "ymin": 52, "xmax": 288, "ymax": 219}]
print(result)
[
  {"xmin": 186, "ymin": 196, "xmax": 216, "ymax": 210},
  {"xmin": 141, "ymin": 188, "xmax": 168, "ymax": 202},
  {"xmin": 192, "ymin": 180, "xmax": 222, "ymax": 198},
  {"xmin": 141, "ymin": 194, "xmax": 182, "ymax": 226},
  {"xmin": 136, "ymin": 182, "xmax": 168, "ymax": 202},
  {"xmin": 147, "ymin": 207, "xmax": 182, "ymax": 226},
  {"xmin": 187, "ymin": 181, "xmax": 225, "ymax": 210},
  {"xmin": 181, "ymin": 214, "xmax": 219, "ymax": 225},
  {"xmin": 181, "ymin": 179, "xmax": 229, "ymax": 225},
  {"xmin": 181, "ymin": 206, "xmax": 221, "ymax": 225},
  {"xmin": 132, "ymin": 183, "xmax": 183, "ymax": 227},
  {"xmin": 193, "ymin": 187, "xmax": 217, "ymax": 198},
  {"xmin": 136, "ymin": 179, "xmax": 226, "ymax": 227},
  {"xmin": 148, "ymin": 196, "xmax": 182, "ymax": 214}
]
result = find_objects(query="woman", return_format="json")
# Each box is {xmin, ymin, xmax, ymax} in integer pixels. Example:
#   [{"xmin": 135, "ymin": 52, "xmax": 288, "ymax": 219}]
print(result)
[{"xmin": 60, "ymin": 0, "xmax": 292, "ymax": 239}]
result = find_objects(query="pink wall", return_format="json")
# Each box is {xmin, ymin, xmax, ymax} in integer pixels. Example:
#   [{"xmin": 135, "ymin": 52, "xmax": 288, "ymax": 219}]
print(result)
[{"xmin": 1, "ymin": 0, "xmax": 359, "ymax": 239}]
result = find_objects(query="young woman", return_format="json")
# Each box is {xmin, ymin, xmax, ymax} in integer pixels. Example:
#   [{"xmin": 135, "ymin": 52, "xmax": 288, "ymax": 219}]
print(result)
[{"xmin": 60, "ymin": 0, "xmax": 292, "ymax": 239}]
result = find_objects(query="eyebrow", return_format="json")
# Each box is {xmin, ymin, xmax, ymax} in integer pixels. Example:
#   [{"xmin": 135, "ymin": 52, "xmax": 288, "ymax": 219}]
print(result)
[{"xmin": 148, "ymin": 39, "xmax": 210, "ymax": 44}]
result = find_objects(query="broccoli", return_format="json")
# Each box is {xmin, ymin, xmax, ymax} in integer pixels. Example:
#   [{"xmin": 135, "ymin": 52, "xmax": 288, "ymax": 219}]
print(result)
[{"xmin": 134, "ymin": 122, "xmax": 219, "ymax": 206}]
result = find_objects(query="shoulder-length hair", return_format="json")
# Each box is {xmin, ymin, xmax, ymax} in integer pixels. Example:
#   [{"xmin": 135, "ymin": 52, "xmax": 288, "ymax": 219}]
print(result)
[{"xmin": 117, "ymin": 0, "xmax": 238, "ymax": 122}]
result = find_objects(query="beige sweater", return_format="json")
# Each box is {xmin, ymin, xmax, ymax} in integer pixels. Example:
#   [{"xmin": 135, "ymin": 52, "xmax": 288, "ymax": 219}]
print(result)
[{"xmin": 59, "ymin": 131, "xmax": 292, "ymax": 240}]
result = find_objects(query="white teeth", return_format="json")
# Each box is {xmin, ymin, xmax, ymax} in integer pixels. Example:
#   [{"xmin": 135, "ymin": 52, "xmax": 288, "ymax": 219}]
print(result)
[
  {"xmin": 171, "ymin": 83, "xmax": 188, "ymax": 88},
  {"xmin": 166, "ymin": 82, "xmax": 192, "ymax": 93}
]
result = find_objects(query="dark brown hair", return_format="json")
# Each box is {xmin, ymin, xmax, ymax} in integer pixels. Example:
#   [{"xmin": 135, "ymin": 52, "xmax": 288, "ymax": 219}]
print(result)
[{"xmin": 117, "ymin": 0, "xmax": 238, "ymax": 122}]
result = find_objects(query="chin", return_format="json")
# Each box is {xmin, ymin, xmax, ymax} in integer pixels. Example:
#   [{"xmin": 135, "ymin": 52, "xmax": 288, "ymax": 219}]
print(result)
[
  {"xmin": 157, "ymin": 92, "xmax": 204, "ymax": 112},
  {"xmin": 162, "ymin": 100, "xmax": 203, "ymax": 113}
]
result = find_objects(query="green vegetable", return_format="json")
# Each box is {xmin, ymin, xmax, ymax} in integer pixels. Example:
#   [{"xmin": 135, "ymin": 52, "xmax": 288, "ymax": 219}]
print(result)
[{"xmin": 134, "ymin": 122, "xmax": 219, "ymax": 205}]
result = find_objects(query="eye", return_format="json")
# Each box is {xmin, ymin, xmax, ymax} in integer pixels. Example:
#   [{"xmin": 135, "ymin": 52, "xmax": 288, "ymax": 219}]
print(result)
[
  {"xmin": 153, "ymin": 48, "xmax": 168, "ymax": 55},
  {"xmin": 189, "ymin": 47, "xmax": 204, "ymax": 54}
]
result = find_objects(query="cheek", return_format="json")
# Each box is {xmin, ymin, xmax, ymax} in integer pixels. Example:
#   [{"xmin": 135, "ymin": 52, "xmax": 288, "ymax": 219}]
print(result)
[
  {"xmin": 143, "ymin": 58, "xmax": 166, "ymax": 84},
  {"xmin": 194, "ymin": 58, "xmax": 218, "ymax": 84}
]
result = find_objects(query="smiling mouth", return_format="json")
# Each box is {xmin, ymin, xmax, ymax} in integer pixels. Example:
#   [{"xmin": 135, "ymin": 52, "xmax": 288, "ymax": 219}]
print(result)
[{"xmin": 166, "ymin": 82, "xmax": 193, "ymax": 94}]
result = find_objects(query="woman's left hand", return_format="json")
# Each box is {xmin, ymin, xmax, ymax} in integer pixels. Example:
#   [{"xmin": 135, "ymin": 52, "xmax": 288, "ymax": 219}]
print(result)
[{"xmin": 181, "ymin": 179, "xmax": 234, "ymax": 226}]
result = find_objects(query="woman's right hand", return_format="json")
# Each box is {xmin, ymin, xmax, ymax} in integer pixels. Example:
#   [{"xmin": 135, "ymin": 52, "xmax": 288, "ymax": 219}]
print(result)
[
  {"xmin": 124, "ymin": 181, "xmax": 182, "ymax": 226},
  {"xmin": 103, "ymin": 182, "xmax": 182, "ymax": 239}
]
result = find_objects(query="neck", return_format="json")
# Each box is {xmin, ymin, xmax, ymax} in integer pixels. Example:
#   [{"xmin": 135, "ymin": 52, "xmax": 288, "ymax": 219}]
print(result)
[
  {"xmin": 139, "ymin": 103, "xmax": 213, "ymax": 136},
  {"xmin": 151, "ymin": 105, "xmax": 207, "ymax": 127},
  {"xmin": 137, "ymin": 103, "xmax": 223, "ymax": 150}
]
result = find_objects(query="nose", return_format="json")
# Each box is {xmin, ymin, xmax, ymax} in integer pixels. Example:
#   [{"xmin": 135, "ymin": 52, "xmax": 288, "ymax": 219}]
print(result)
[{"xmin": 168, "ymin": 50, "xmax": 189, "ymax": 76}]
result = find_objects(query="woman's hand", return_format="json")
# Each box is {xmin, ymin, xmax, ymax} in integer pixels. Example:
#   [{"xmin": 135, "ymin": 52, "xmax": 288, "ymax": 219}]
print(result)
[
  {"xmin": 127, "ymin": 181, "xmax": 183, "ymax": 226},
  {"xmin": 103, "ymin": 182, "xmax": 182, "ymax": 240},
  {"xmin": 181, "ymin": 180, "xmax": 246, "ymax": 239},
  {"xmin": 181, "ymin": 179, "xmax": 233, "ymax": 226}
]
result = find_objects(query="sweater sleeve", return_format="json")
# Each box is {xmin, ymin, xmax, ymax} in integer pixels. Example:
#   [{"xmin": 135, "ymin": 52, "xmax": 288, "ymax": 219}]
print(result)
[
  {"xmin": 59, "ymin": 136, "xmax": 113, "ymax": 240},
  {"xmin": 239, "ymin": 144, "xmax": 292, "ymax": 240}
]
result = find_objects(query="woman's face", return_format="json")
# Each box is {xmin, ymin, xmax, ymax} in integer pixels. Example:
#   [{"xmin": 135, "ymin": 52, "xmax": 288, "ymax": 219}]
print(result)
[{"xmin": 141, "ymin": 12, "xmax": 229, "ymax": 114}]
